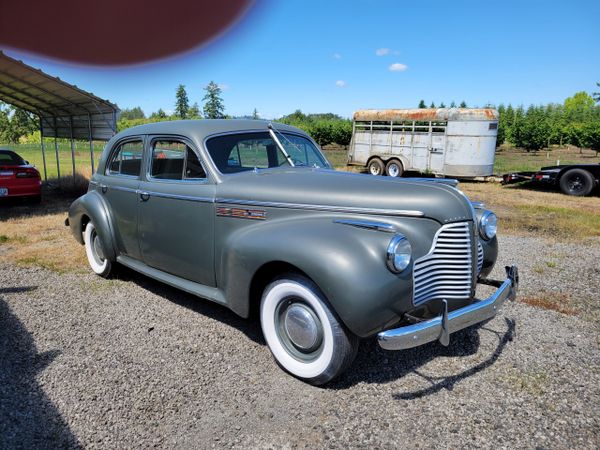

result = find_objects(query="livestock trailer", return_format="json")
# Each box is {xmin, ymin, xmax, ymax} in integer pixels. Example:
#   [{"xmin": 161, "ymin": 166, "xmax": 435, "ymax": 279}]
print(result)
[{"xmin": 347, "ymin": 108, "xmax": 499, "ymax": 178}]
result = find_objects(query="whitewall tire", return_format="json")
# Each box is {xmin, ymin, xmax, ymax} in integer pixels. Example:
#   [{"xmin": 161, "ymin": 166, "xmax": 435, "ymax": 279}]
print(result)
[
  {"xmin": 260, "ymin": 274, "xmax": 358, "ymax": 385},
  {"xmin": 84, "ymin": 222, "xmax": 113, "ymax": 278}
]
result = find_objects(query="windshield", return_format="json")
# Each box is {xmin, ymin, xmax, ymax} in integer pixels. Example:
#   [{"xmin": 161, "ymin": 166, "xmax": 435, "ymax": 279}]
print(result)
[{"xmin": 205, "ymin": 132, "xmax": 330, "ymax": 174}]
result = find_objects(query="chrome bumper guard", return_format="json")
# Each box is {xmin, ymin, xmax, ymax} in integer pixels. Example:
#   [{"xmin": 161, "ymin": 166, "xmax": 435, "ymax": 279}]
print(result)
[{"xmin": 378, "ymin": 265, "xmax": 519, "ymax": 351}]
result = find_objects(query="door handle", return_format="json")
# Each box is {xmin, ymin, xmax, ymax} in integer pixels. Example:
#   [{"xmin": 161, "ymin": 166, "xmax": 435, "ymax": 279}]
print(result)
[
  {"xmin": 99, "ymin": 183, "xmax": 108, "ymax": 194},
  {"xmin": 139, "ymin": 191, "xmax": 150, "ymax": 202}
]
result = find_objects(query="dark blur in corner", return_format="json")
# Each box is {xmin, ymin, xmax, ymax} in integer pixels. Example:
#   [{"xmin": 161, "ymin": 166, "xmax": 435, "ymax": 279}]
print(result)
[{"xmin": 0, "ymin": 0, "xmax": 257, "ymax": 65}]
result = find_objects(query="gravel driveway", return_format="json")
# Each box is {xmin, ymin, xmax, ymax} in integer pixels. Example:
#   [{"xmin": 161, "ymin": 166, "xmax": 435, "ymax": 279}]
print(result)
[{"xmin": 1, "ymin": 236, "xmax": 599, "ymax": 449}]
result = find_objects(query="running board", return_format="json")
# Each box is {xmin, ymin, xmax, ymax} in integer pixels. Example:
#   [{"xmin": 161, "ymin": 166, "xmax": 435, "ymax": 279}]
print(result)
[{"xmin": 116, "ymin": 255, "xmax": 227, "ymax": 305}]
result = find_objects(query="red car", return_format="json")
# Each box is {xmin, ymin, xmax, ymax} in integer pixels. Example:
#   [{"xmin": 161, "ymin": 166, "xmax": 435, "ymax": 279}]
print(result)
[{"xmin": 0, "ymin": 149, "xmax": 42, "ymax": 202}]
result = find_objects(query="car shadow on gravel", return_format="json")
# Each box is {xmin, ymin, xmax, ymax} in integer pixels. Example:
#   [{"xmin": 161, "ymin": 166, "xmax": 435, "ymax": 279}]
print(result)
[
  {"xmin": 330, "ymin": 318, "xmax": 516, "ymax": 396},
  {"xmin": 0, "ymin": 296, "xmax": 82, "ymax": 448},
  {"xmin": 113, "ymin": 265, "xmax": 266, "ymax": 345}
]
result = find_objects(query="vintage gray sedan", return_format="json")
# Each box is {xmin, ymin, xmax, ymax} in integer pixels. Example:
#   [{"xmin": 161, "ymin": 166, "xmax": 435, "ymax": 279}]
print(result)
[{"xmin": 67, "ymin": 120, "xmax": 518, "ymax": 385}]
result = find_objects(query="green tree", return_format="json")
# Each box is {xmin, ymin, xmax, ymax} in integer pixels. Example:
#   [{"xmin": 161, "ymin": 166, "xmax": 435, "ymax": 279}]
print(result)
[
  {"xmin": 564, "ymin": 91, "xmax": 595, "ymax": 122},
  {"xmin": 418, "ymin": 100, "xmax": 426, "ymax": 108},
  {"xmin": 459, "ymin": 101, "xmax": 467, "ymax": 108},
  {"xmin": 120, "ymin": 106, "xmax": 145, "ymax": 120},
  {"xmin": 496, "ymin": 104, "xmax": 506, "ymax": 147},
  {"xmin": 150, "ymin": 108, "xmax": 167, "ymax": 119},
  {"xmin": 583, "ymin": 122, "xmax": 600, "ymax": 155},
  {"xmin": 202, "ymin": 81, "xmax": 225, "ymax": 119},
  {"xmin": 594, "ymin": 82, "xmax": 600, "ymax": 103},
  {"xmin": 439, "ymin": 102, "xmax": 446, "ymax": 108},
  {"xmin": 517, "ymin": 105, "xmax": 551, "ymax": 152},
  {"xmin": 175, "ymin": 84, "xmax": 189, "ymax": 119},
  {"xmin": 252, "ymin": 108, "xmax": 260, "ymax": 119},
  {"xmin": 450, "ymin": 101, "xmax": 456, "ymax": 108},
  {"xmin": 188, "ymin": 102, "xmax": 201, "ymax": 119},
  {"xmin": 429, "ymin": 102, "xmax": 435, "ymax": 108}
]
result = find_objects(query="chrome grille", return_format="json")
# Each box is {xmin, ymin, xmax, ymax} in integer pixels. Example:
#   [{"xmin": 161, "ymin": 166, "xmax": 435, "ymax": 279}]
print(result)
[
  {"xmin": 477, "ymin": 241, "xmax": 484, "ymax": 274},
  {"xmin": 413, "ymin": 222, "xmax": 474, "ymax": 306}
]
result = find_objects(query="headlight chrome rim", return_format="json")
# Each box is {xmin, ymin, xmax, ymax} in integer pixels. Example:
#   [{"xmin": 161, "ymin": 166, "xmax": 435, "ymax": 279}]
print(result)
[
  {"xmin": 386, "ymin": 234, "xmax": 412, "ymax": 273},
  {"xmin": 479, "ymin": 210, "xmax": 497, "ymax": 240}
]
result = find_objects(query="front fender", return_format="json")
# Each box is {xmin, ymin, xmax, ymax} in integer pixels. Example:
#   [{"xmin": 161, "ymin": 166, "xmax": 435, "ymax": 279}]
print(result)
[
  {"xmin": 68, "ymin": 191, "xmax": 116, "ymax": 261},
  {"xmin": 218, "ymin": 215, "xmax": 439, "ymax": 337}
]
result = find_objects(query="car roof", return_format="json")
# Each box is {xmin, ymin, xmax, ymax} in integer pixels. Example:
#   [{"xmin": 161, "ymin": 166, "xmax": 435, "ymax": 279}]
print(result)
[{"xmin": 114, "ymin": 119, "xmax": 305, "ymax": 142}]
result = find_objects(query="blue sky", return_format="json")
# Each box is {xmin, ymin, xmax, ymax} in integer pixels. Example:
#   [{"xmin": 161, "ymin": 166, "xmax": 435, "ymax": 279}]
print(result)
[{"xmin": 6, "ymin": 0, "xmax": 600, "ymax": 119}]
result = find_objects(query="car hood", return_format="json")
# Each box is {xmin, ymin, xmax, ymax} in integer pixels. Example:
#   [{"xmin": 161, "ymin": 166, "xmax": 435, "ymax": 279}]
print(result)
[{"xmin": 215, "ymin": 168, "xmax": 474, "ymax": 223}]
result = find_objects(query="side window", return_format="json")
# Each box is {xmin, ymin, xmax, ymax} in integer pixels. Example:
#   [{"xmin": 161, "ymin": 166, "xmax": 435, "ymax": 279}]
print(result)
[
  {"xmin": 107, "ymin": 140, "xmax": 143, "ymax": 177},
  {"xmin": 150, "ymin": 140, "xmax": 206, "ymax": 181}
]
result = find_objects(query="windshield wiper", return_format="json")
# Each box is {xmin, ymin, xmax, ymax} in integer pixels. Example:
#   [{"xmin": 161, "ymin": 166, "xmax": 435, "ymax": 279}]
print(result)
[{"xmin": 268, "ymin": 123, "xmax": 295, "ymax": 167}]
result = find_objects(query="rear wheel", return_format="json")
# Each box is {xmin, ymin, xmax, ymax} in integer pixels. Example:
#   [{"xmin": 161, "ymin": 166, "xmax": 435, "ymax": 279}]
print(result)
[
  {"xmin": 385, "ymin": 159, "xmax": 404, "ymax": 177},
  {"xmin": 260, "ymin": 274, "xmax": 358, "ymax": 385},
  {"xmin": 559, "ymin": 169, "xmax": 595, "ymax": 196},
  {"xmin": 84, "ymin": 222, "xmax": 113, "ymax": 277},
  {"xmin": 367, "ymin": 158, "xmax": 385, "ymax": 176}
]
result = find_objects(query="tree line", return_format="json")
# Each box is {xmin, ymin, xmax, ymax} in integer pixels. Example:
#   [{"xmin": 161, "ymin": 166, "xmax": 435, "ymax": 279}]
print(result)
[
  {"xmin": 495, "ymin": 91, "xmax": 600, "ymax": 153},
  {"xmin": 2, "ymin": 81, "xmax": 599, "ymax": 152}
]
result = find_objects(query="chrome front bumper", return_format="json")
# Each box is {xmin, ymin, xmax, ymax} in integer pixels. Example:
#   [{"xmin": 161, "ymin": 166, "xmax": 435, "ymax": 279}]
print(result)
[{"xmin": 378, "ymin": 265, "xmax": 519, "ymax": 351}]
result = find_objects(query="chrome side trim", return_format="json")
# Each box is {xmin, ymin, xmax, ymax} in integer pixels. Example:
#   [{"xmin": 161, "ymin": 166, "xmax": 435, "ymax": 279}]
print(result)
[
  {"xmin": 378, "ymin": 265, "xmax": 519, "ymax": 351},
  {"xmin": 408, "ymin": 177, "xmax": 459, "ymax": 187},
  {"xmin": 216, "ymin": 198, "xmax": 425, "ymax": 217},
  {"xmin": 333, "ymin": 219, "xmax": 397, "ymax": 232},
  {"xmin": 108, "ymin": 185, "xmax": 139, "ymax": 194},
  {"xmin": 143, "ymin": 191, "xmax": 214, "ymax": 203}
]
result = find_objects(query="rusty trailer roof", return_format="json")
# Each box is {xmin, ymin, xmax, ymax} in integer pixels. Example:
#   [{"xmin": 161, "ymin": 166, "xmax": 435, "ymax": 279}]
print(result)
[{"xmin": 353, "ymin": 108, "xmax": 499, "ymax": 122}]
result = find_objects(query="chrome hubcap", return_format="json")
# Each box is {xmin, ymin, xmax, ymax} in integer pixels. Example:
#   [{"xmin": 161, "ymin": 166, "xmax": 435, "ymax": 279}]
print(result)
[
  {"xmin": 284, "ymin": 304, "xmax": 320, "ymax": 351},
  {"xmin": 388, "ymin": 163, "xmax": 399, "ymax": 177},
  {"xmin": 92, "ymin": 231, "xmax": 105, "ymax": 262},
  {"xmin": 275, "ymin": 298, "xmax": 324, "ymax": 361}
]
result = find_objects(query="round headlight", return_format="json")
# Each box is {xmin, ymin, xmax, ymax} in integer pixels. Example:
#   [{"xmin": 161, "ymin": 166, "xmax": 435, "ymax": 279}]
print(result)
[
  {"xmin": 386, "ymin": 234, "xmax": 412, "ymax": 273},
  {"xmin": 479, "ymin": 210, "xmax": 497, "ymax": 240}
]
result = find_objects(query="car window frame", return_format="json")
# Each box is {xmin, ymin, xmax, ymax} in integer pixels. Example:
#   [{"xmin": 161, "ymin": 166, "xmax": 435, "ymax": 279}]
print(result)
[
  {"xmin": 104, "ymin": 136, "xmax": 145, "ymax": 179},
  {"xmin": 145, "ymin": 135, "xmax": 210, "ymax": 185}
]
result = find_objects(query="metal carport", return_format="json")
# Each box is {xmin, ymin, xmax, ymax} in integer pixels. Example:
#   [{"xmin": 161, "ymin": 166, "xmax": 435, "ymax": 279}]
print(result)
[{"xmin": 0, "ymin": 51, "xmax": 119, "ymax": 180}]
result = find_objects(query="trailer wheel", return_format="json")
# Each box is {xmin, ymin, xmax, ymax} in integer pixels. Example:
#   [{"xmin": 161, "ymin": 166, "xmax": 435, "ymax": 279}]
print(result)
[
  {"xmin": 559, "ymin": 169, "xmax": 595, "ymax": 196},
  {"xmin": 385, "ymin": 159, "xmax": 404, "ymax": 178},
  {"xmin": 367, "ymin": 158, "xmax": 385, "ymax": 176}
]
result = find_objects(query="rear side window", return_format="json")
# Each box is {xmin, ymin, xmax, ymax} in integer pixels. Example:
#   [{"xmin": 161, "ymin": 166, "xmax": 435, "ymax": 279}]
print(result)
[
  {"xmin": 0, "ymin": 151, "xmax": 26, "ymax": 165},
  {"xmin": 107, "ymin": 140, "xmax": 143, "ymax": 177},
  {"xmin": 150, "ymin": 140, "xmax": 206, "ymax": 181}
]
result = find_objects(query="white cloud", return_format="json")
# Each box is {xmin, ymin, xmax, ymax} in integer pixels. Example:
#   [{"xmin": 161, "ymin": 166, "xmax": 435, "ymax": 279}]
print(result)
[
  {"xmin": 335, "ymin": 80, "xmax": 346, "ymax": 88},
  {"xmin": 333, "ymin": 53, "xmax": 342, "ymax": 60},
  {"xmin": 375, "ymin": 48, "xmax": 390, "ymax": 56},
  {"xmin": 218, "ymin": 83, "xmax": 230, "ymax": 91},
  {"xmin": 388, "ymin": 63, "xmax": 408, "ymax": 72}
]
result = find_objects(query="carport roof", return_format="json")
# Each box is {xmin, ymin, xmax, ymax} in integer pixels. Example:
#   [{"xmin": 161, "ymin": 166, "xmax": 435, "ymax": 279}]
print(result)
[{"xmin": 0, "ymin": 51, "xmax": 119, "ymax": 140}]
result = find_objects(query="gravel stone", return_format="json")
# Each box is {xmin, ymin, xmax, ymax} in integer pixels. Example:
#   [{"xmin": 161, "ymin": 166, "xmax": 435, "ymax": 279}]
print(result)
[{"xmin": 0, "ymin": 235, "xmax": 598, "ymax": 449}]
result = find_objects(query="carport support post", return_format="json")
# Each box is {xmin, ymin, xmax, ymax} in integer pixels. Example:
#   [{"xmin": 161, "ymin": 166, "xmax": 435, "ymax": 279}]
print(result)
[
  {"xmin": 53, "ymin": 116, "xmax": 61, "ymax": 181},
  {"xmin": 69, "ymin": 116, "xmax": 76, "ymax": 178},
  {"xmin": 88, "ymin": 114, "xmax": 95, "ymax": 173},
  {"xmin": 39, "ymin": 117, "xmax": 47, "ymax": 181}
]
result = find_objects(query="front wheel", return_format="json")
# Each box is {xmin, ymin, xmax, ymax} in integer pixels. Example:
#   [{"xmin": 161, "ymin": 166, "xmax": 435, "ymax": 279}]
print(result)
[
  {"xmin": 559, "ymin": 169, "xmax": 595, "ymax": 196},
  {"xmin": 260, "ymin": 275, "xmax": 358, "ymax": 385},
  {"xmin": 84, "ymin": 222, "xmax": 113, "ymax": 277}
]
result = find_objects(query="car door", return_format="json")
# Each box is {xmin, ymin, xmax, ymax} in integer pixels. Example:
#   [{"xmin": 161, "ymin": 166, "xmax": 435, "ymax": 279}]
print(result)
[
  {"xmin": 94, "ymin": 137, "xmax": 144, "ymax": 260},
  {"xmin": 137, "ymin": 136, "xmax": 216, "ymax": 286}
]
